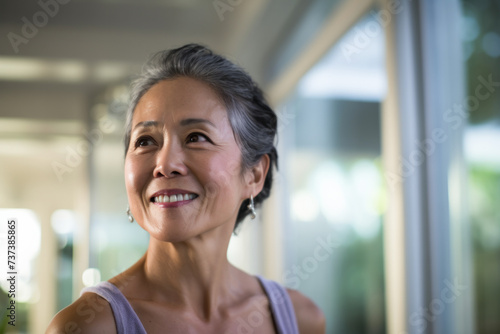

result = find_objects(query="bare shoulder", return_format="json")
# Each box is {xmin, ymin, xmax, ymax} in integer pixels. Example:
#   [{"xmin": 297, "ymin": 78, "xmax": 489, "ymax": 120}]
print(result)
[
  {"xmin": 45, "ymin": 292, "xmax": 116, "ymax": 334},
  {"xmin": 287, "ymin": 288, "xmax": 326, "ymax": 334}
]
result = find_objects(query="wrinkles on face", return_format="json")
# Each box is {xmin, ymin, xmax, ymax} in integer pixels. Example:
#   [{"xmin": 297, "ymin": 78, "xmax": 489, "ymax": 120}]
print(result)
[{"xmin": 124, "ymin": 77, "xmax": 251, "ymax": 242}]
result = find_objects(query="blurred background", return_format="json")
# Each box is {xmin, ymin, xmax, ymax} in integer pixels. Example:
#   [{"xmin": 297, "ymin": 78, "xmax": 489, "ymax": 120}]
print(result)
[{"xmin": 0, "ymin": 0, "xmax": 498, "ymax": 333}]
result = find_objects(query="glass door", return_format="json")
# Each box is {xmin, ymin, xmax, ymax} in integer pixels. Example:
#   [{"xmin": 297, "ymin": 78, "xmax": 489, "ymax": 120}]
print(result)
[{"xmin": 279, "ymin": 13, "xmax": 387, "ymax": 333}]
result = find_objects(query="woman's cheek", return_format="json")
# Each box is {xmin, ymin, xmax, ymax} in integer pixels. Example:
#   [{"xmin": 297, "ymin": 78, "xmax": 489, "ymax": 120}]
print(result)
[
  {"xmin": 124, "ymin": 157, "xmax": 145, "ymax": 203},
  {"xmin": 124, "ymin": 159, "xmax": 134, "ymax": 191},
  {"xmin": 204, "ymin": 162, "xmax": 243, "ymax": 204}
]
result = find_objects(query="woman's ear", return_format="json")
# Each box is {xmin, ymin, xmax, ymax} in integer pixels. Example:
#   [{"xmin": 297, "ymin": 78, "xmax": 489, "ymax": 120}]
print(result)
[{"xmin": 246, "ymin": 154, "xmax": 270, "ymax": 195}]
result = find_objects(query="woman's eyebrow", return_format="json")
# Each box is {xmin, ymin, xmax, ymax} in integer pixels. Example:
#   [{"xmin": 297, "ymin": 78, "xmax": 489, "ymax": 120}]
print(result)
[
  {"xmin": 179, "ymin": 118, "xmax": 216, "ymax": 128},
  {"xmin": 133, "ymin": 120, "xmax": 159, "ymax": 131},
  {"xmin": 132, "ymin": 118, "xmax": 216, "ymax": 132}
]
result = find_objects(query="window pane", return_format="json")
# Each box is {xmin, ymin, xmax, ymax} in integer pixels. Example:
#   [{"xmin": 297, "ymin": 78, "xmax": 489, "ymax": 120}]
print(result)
[
  {"xmin": 280, "ymin": 14, "xmax": 387, "ymax": 333},
  {"xmin": 461, "ymin": 1, "xmax": 500, "ymax": 332}
]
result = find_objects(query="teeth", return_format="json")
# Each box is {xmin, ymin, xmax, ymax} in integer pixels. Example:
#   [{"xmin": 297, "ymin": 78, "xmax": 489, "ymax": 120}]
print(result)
[{"xmin": 154, "ymin": 193, "xmax": 196, "ymax": 203}]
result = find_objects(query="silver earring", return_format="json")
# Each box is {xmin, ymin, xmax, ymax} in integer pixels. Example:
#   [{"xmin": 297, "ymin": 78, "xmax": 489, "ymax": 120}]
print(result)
[
  {"xmin": 247, "ymin": 195, "xmax": 256, "ymax": 220},
  {"xmin": 126, "ymin": 206, "xmax": 134, "ymax": 223}
]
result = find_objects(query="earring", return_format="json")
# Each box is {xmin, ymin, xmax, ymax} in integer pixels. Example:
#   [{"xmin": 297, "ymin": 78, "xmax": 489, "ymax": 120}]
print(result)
[
  {"xmin": 126, "ymin": 206, "xmax": 134, "ymax": 223},
  {"xmin": 247, "ymin": 195, "xmax": 256, "ymax": 220}
]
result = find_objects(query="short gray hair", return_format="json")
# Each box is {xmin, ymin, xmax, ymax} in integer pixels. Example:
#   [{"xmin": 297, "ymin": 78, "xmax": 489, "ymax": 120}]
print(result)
[{"xmin": 124, "ymin": 43, "xmax": 278, "ymax": 230}]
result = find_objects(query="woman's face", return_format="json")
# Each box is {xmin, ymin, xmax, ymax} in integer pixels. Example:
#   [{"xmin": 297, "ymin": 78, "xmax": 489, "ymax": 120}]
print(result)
[{"xmin": 125, "ymin": 77, "xmax": 252, "ymax": 242}]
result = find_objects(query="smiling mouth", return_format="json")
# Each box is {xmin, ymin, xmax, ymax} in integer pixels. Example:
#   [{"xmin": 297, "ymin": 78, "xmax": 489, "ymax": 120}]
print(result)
[{"xmin": 151, "ymin": 193, "xmax": 198, "ymax": 203}]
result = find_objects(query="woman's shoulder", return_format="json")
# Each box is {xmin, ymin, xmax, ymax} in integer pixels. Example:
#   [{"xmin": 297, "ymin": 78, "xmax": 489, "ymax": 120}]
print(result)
[
  {"xmin": 286, "ymin": 288, "xmax": 326, "ymax": 334},
  {"xmin": 45, "ymin": 291, "xmax": 117, "ymax": 334}
]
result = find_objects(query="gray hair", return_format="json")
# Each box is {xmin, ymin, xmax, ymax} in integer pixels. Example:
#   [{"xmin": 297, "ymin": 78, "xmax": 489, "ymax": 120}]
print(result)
[{"xmin": 124, "ymin": 43, "xmax": 278, "ymax": 230}]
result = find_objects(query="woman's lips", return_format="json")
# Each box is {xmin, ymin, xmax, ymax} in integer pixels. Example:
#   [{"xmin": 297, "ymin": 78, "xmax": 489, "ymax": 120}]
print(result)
[
  {"xmin": 152, "ymin": 193, "xmax": 197, "ymax": 203},
  {"xmin": 150, "ymin": 189, "xmax": 199, "ymax": 207}
]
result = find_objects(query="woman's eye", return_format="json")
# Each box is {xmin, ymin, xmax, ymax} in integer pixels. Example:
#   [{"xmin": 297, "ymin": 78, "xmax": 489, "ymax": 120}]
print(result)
[
  {"xmin": 135, "ymin": 136, "xmax": 155, "ymax": 147},
  {"xmin": 187, "ymin": 133, "xmax": 208, "ymax": 143}
]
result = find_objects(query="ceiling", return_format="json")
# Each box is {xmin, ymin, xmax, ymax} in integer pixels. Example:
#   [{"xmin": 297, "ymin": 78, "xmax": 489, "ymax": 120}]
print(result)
[
  {"xmin": 0, "ymin": 0, "xmax": 317, "ymax": 210},
  {"xmin": 0, "ymin": 0, "xmax": 310, "ymax": 95}
]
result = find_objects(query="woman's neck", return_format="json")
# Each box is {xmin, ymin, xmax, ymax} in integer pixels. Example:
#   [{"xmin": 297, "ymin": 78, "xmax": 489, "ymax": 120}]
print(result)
[{"xmin": 139, "ymin": 224, "xmax": 241, "ymax": 320}]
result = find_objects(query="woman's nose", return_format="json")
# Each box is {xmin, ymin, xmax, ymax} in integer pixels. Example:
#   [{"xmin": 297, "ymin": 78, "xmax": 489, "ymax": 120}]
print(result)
[{"xmin": 152, "ymin": 139, "xmax": 188, "ymax": 178}]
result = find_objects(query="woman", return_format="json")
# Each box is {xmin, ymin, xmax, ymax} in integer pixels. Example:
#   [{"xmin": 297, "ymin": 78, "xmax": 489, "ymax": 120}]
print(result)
[{"xmin": 47, "ymin": 44, "xmax": 325, "ymax": 333}]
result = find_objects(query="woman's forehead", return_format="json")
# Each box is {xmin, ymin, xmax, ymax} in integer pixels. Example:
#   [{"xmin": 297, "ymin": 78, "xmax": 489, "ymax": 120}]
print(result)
[{"xmin": 132, "ymin": 78, "xmax": 229, "ymax": 127}]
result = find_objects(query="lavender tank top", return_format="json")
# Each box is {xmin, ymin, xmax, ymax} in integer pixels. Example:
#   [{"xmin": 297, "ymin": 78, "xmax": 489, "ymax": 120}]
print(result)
[{"xmin": 80, "ymin": 276, "xmax": 299, "ymax": 334}]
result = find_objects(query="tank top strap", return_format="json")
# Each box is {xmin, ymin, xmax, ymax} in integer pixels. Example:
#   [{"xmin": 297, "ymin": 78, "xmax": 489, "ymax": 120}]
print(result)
[
  {"xmin": 81, "ymin": 281, "xmax": 147, "ymax": 334},
  {"xmin": 256, "ymin": 275, "xmax": 300, "ymax": 334}
]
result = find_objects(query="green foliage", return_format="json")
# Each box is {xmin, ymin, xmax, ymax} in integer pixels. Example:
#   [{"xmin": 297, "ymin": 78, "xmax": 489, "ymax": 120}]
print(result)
[
  {"xmin": 462, "ymin": 0, "xmax": 500, "ymax": 124},
  {"xmin": 469, "ymin": 165, "xmax": 500, "ymax": 333}
]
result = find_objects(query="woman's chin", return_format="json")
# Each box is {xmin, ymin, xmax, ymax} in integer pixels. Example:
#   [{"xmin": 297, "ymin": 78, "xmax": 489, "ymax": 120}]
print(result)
[{"xmin": 139, "ymin": 222, "xmax": 196, "ymax": 243}]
